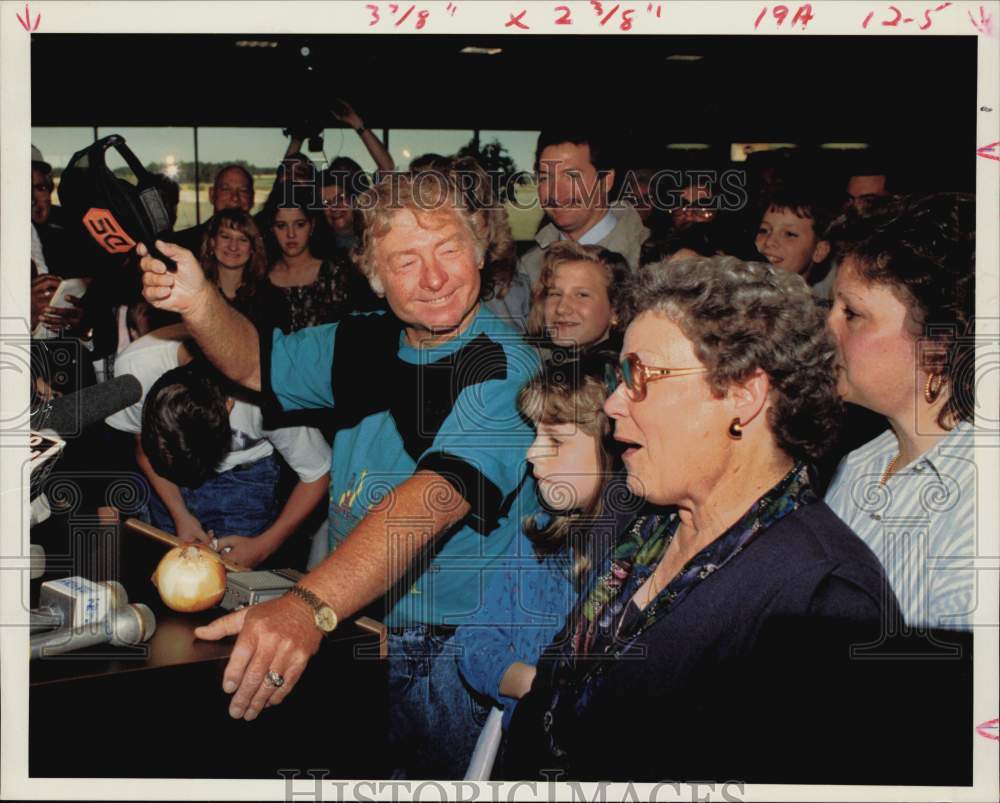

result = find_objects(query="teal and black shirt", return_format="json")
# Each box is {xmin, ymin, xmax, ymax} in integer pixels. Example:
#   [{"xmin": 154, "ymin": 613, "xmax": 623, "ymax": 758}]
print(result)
[{"xmin": 259, "ymin": 305, "xmax": 541, "ymax": 627}]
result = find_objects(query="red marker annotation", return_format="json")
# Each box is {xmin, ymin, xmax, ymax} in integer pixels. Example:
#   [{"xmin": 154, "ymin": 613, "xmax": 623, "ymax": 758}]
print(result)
[
  {"xmin": 16, "ymin": 2, "xmax": 40, "ymax": 32},
  {"xmin": 862, "ymin": 2, "xmax": 952, "ymax": 30},
  {"xmin": 976, "ymin": 142, "xmax": 1000, "ymax": 162},
  {"xmin": 505, "ymin": 9, "xmax": 530, "ymax": 28},
  {"xmin": 969, "ymin": 5, "xmax": 994, "ymax": 35},
  {"xmin": 754, "ymin": 5, "xmax": 815, "ymax": 30},
  {"xmin": 365, "ymin": 2, "xmax": 431, "ymax": 29},
  {"xmin": 976, "ymin": 718, "xmax": 999, "ymax": 741}
]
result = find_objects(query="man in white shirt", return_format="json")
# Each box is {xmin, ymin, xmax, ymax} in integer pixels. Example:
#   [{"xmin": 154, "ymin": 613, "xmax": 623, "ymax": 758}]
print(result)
[
  {"xmin": 107, "ymin": 324, "xmax": 331, "ymax": 569},
  {"xmin": 517, "ymin": 128, "xmax": 650, "ymax": 290}
]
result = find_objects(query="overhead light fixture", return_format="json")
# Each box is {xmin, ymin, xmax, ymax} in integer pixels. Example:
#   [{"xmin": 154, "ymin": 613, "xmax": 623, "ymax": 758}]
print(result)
[
  {"xmin": 730, "ymin": 143, "xmax": 798, "ymax": 162},
  {"xmin": 235, "ymin": 40, "xmax": 278, "ymax": 48},
  {"xmin": 666, "ymin": 54, "xmax": 703, "ymax": 62},
  {"xmin": 667, "ymin": 143, "xmax": 711, "ymax": 150},
  {"xmin": 461, "ymin": 46, "xmax": 502, "ymax": 55},
  {"xmin": 820, "ymin": 143, "xmax": 870, "ymax": 150}
]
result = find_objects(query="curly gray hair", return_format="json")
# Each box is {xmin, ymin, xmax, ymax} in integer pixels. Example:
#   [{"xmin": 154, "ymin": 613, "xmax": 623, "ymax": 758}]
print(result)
[
  {"xmin": 352, "ymin": 171, "xmax": 498, "ymax": 298},
  {"xmin": 626, "ymin": 256, "xmax": 841, "ymax": 461}
]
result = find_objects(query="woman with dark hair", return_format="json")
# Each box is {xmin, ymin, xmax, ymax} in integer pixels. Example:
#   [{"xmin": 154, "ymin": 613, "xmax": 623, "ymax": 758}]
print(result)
[
  {"xmin": 503, "ymin": 256, "xmax": 899, "ymax": 782},
  {"xmin": 268, "ymin": 202, "xmax": 353, "ymax": 332},
  {"xmin": 825, "ymin": 193, "xmax": 976, "ymax": 631},
  {"xmin": 318, "ymin": 156, "xmax": 367, "ymax": 255},
  {"xmin": 200, "ymin": 208, "xmax": 289, "ymax": 332}
]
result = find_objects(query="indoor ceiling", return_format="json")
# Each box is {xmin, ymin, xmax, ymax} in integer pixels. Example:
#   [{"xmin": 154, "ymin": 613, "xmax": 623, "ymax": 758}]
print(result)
[{"xmin": 32, "ymin": 33, "xmax": 977, "ymax": 169}]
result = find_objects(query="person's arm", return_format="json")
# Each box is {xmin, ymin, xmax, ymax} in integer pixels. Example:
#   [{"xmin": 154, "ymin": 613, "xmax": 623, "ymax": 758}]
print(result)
[
  {"xmin": 194, "ymin": 469, "xmax": 470, "ymax": 721},
  {"xmin": 139, "ymin": 241, "xmax": 262, "ymax": 390},
  {"xmin": 216, "ymin": 472, "xmax": 329, "ymax": 569},
  {"xmin": 333, "ymin": 100, "xmax": 394, "ymax": 174},
  {"xmin": 31, "ymin": 274, "xmax": 60, "ymax": 330},
  {"xmin": 499, "ymin": 662, "xmax": 538, "ymax": 700},
  {"xmin": 133, "ymin": 435, "xmax": 212, "ymax": 545},
  {"xmin": 455, "ymin": 556, "xmax": 568, "ymax": 704}
]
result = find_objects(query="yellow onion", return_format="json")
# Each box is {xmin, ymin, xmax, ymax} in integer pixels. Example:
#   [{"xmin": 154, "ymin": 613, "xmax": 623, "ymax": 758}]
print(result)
[{"xmin": 152, "ymin": 545, "xmax": 227, "ymax": 612}]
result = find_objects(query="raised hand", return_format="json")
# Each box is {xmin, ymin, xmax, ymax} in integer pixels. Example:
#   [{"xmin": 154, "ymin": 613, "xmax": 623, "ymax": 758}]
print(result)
[
  {"xmin": 332, "ymin": 98, "xmax": 364, "ymax": 131},
  {"xmin": 139, "ymin": 240, "xmax": 211, "ymax": 317}
]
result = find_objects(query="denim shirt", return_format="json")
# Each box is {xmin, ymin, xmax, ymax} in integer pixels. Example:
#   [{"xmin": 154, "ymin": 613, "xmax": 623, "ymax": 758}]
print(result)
[
  {"xmin": 452, "ymin": 527, "xmax": 577, "ymax": 730},
  {"xmin": 453, "ymin": 474, "xmax": 641, "ymax": 729}
]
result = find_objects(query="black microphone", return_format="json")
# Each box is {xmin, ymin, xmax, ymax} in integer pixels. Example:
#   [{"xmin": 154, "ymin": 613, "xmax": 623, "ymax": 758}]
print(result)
[{"xmin": 31, "ymin": 374, "xmax": 142, "ymax": 437}]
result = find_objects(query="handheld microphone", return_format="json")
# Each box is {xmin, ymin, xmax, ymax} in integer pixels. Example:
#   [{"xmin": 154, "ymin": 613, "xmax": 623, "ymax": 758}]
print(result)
[
  {"xmin": 29, "ymin": 577, "xmax": 128, "ymax": 633},
  {"xmin": 30, "ymin": 602, "xmax": 156, "ymax": 659},
  {"xmin": 31, "ymin": 374, "xmax": 142, "ymax": 437}
]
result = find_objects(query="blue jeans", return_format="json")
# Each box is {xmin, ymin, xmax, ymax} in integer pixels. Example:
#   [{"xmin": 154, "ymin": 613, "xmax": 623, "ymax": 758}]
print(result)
[
  {"xmin": 387, "ymin": 628, "xmax": 493, "ymax": 780},
  {"xmin": 147, "ymin": 453, "xmax": 280, "ymax": 537}
]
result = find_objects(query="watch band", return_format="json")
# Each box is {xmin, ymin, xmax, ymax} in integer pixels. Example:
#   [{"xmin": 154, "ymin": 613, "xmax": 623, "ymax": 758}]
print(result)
[
  {"xmin": 355, "ymin": 126, "xmax": 367, "ymax": 136},
  {"xmin": 287, "ymin": 585, "xmax": 338, "ymax": 634}
]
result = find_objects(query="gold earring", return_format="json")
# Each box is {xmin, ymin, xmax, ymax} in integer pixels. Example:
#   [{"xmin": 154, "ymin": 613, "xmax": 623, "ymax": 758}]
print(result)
[
  {"xmin": 728, "ymin": 418, "xmax": 743, "ymax": 440},
  {"xmin": 924, "ymin": 373, "xmax": 944, "ymax": 404}
]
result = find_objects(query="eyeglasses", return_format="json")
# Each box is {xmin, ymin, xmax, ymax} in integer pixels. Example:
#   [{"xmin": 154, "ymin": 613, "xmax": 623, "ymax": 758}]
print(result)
[{"xmin": 616, "ymin": 353, "xmax": 709, "ymax": 402}]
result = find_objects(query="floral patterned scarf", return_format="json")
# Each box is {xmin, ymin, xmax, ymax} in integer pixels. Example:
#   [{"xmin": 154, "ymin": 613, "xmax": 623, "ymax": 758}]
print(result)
[{"xmin": 570, "ymin": 461, "xmax": 815, "ymax": 667}]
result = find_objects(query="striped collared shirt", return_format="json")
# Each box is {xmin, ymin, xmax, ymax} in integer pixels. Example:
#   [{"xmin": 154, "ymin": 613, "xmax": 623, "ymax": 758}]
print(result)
[{"xmin": 825, "ymin": 420, "xmax": 977, "ymax": 631}]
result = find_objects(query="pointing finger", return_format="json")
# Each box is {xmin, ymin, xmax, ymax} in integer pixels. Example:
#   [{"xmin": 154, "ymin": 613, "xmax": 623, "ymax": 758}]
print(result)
[{"xmin": 194, "ymin": 608, "xmax": 248, "ymax": 643}]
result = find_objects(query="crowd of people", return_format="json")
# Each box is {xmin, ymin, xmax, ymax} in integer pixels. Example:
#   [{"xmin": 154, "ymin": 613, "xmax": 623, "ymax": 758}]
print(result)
[{"xmin": 29, "ymin": 113, "xmax": 978, "ymax": 782}]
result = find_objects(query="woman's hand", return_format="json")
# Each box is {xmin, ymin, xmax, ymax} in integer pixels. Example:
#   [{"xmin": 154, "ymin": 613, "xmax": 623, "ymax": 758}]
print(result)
[
  {"xmin": 215, "ymin": 535, "xmax": 272, "ymax": 569},
  {"xmin": 332, "ymin": 99, "xmax": 364, "ymax": 131},
  {"xmin": 139, "ymin": 240, "xmax": 211, "ymax": 317}
]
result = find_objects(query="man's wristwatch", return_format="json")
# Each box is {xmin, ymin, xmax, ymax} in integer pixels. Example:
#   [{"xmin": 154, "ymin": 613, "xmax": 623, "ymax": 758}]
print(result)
[{"xmin": 287, "ymin": 585, "xmax": 338, "ymax": 635}]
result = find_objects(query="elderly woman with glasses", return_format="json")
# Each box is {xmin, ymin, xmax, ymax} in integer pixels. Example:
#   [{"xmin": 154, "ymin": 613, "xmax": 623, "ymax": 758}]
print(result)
[{"xmin": 501, "ymin": 256, "xmax": 901, "ymax": 783}]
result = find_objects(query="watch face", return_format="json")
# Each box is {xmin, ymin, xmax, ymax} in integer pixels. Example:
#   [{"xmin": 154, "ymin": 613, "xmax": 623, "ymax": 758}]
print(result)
[{"xmin": 315, "ymin": 607, "xmax": 337, "ymax": 632}]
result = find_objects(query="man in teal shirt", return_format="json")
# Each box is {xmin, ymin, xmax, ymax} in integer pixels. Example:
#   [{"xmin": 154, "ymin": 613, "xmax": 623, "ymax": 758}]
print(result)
[{"xmin": 139, "ymin": 170, "xmax": 540, "ymax": 776}]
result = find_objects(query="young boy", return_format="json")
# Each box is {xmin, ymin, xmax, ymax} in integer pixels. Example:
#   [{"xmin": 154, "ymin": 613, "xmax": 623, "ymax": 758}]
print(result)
[
  {"xmin": 106, "ymin": 323, "xmax": 330, "ymax": 569},
  {"xmin": 754, "ymin": 188, "xmax": 836, "ymax": 297}
]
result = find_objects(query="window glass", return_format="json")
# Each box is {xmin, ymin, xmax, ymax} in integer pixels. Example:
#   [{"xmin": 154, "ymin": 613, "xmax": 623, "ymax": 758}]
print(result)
[
  {"xmin": 97, "ymin": 127, "xmax": 197, "ymax": 229},
  {"xmin": 30, "ymin": 127, "xmax": 94, "ymax": 204},
  {"xmin": 195, "ymin": 128, "xmax": 289, "ymax": 221},
  {"xmin": 479, "ymin": 130, "xmax": 543, "ymax": 242},
  {"xmin": 478, "ymin": 130, "xmax": 538, "ymax": 176},
  {"xmin": 506, "ymin": 181, "xmax": 544, "ymax": 243},
  {"xmin": 313, "ymin": 127, "xmax": 379, "ymax": 175},
  {"xmin": 388, "ymin": 129, "xmax": 474, "ymax": 171}
]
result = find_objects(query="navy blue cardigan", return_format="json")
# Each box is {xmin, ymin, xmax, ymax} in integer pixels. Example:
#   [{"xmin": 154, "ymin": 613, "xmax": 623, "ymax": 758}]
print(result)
[{"xmin": 502, "ymin": 501, "xmax": 935, "ymax": 783}]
